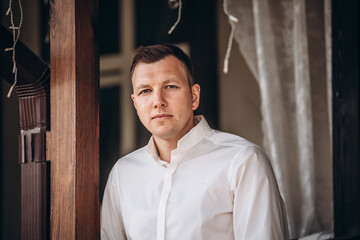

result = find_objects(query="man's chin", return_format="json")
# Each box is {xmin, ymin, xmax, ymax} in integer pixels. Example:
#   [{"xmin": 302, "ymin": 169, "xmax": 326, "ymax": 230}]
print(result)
[{"xmin": 152, "ymin": 128, "xmax": 177, "ymax": 140}]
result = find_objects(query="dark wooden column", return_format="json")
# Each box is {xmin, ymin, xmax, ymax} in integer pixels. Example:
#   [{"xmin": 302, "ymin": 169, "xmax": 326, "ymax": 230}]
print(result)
[
  {"xmin": 50, "ymin": 0, "xmax": 99, "ymax": 239},
  {"xmin": 332, "ymin": 0, "xmax": 360, "ymax": 239}
]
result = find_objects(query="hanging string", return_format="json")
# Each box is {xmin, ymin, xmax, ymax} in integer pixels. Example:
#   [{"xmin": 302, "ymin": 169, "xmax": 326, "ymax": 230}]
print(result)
[
  {"xmin": 168, "ymin": 0, "xmax": 182, "ymax": 35},
  {"xmin": 223, "ymin": 0, "xmax": 238, "ymax": 74},
  {"xmin": 5, "ymin": 0, "xmax": 24, "ymax": 98},
  {"xmin": 223, "ymin": 16, "xmax": 238, "ymax": 74}
]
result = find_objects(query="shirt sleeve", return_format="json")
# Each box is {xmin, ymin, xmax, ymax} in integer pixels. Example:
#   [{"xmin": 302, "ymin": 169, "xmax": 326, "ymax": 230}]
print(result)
[
  {"xmin": 101, "ymin": 167, "xmax": 127, "ymax": 240},
  {"xmin": 230, "ymin": 146, "xmax": 289, "ymax": 240}
]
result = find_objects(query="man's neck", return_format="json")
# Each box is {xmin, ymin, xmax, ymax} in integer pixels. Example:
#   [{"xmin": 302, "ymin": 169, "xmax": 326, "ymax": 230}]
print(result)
[
  {"xmin": 152, "ymin": 116, "xmax": 198, "ymax": 163},
  {"xmin": 153, "ymin": 137, "xmax": 177, "ymax": 163}
]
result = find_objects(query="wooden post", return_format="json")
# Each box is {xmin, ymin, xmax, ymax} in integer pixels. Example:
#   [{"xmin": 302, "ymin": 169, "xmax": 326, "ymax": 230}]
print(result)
[
  {"xmin": 50, "ymin": 0, "xmax": 99, "ymax": 239},
  {"xmin": 332, "ymin": 0, "xmax": 360, "ymax": 239}
]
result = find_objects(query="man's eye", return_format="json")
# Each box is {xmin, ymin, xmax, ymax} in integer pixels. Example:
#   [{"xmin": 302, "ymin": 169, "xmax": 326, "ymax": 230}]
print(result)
[
  {"xmin": 139, "ymin": 89, "xmax": 151, "ymax": 95},
  {"xmin": 166, "ymin": 85, "xmax": 177, "ymax": 89}
]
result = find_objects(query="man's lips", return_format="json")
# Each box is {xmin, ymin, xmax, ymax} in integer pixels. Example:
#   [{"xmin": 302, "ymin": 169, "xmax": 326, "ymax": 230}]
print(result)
[{"xmin": 151, "ymin": 114, "xmax": 173, "ymax": 120}]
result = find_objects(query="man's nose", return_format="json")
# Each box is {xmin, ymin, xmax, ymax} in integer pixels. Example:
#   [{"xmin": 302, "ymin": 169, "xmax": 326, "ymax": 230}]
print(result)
[{"xmin": 152, "ymin": 90, "xmax": 167, "ymax": 108}]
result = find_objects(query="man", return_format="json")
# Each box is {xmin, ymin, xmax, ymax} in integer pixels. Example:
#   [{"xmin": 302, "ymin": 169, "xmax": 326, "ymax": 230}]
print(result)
[{"xmin": 101, "ymin": 44, "xmax": 289, "ymax": 240}]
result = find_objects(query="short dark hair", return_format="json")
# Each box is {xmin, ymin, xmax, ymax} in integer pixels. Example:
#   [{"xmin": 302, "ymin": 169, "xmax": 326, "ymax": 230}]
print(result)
[{"xmin": 130, "ymin": 44, "xmax": 194, "ymax": 86}]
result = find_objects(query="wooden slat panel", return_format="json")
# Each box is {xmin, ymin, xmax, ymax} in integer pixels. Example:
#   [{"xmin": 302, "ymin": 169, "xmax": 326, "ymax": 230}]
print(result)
[
  {"xmin": 21, "ymin": 162, "xmax": 50, "ymax": 239},
  {"xmin": 50, "ymin": 0, "xmax": 99, "ymax": 239}
]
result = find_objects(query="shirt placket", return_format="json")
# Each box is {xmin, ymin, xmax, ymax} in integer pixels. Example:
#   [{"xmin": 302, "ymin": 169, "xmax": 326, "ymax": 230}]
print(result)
[{"xmin": 156, "ymin": 154, "xmax": 180, "ymax": 240}]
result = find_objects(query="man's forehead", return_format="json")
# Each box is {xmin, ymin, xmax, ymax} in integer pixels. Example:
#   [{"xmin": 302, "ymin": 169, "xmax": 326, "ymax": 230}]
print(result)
[
  {"xmin": 134, "ymin": 56, "xmax": 183, "ymax": 69},
  {"xmin": 132, "ymin": 57, "xmax": 186, "ymax": 79}
]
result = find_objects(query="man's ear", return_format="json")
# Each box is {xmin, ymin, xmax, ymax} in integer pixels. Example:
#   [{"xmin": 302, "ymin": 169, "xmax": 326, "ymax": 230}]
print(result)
[
  {"xmin": 131, "ymin": 94, "xmax": 137, "ymax": 110},
  {"xmin": 191, "ymin": 84, "xmax": 200, "ymax": 111}
]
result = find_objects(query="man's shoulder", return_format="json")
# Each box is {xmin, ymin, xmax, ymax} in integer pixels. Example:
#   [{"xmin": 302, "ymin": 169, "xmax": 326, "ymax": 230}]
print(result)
[
  {"xmin": 112, "ymin": 145, "xmax": 149, "ymax": 169},
  {"xmin": 106, "ymin": 146, "xmax": 153, "ymax": 187},
  {"xmin": 206, "ymin": 129, "xmax": 270, "ymax": 165},
  {"xmin": 123, "ymin": 145, "xmax": 148, "ymax": 158},
  {"xmin": 209, "ymin": 131, "xmax": 276, "ymax": 182},
  {"xmin": 208, "ymin": 129, "xmax": 260, "ymax": 151}
]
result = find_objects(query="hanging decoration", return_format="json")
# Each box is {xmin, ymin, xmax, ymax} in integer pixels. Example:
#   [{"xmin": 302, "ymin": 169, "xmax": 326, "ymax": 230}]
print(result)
[
  {"xmin": 223, "ymin": 0, "xmax": 238, "ymax": 74},
  {"xmin": 168, "ymin": 0, "xmax": 182, "ymax": 34},
  {"xmin": 4, "ymin": 0, "xmax": 23, "ymax": 98}
]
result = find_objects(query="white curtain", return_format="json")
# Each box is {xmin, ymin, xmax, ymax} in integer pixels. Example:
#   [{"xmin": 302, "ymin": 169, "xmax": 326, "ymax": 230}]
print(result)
[{"xmin": 223, "ymin": 0, "xmax": 333, "ymax": 238}]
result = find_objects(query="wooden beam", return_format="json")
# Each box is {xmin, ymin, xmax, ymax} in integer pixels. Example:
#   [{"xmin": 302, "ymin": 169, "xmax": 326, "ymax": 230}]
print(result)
[
  {"xmin": 50, "ymin": 0, "xmax": 99, "ymax": 239},
  {"xmin": 0, "ymin": 24, "xmax": 49, "ymax": 87}
]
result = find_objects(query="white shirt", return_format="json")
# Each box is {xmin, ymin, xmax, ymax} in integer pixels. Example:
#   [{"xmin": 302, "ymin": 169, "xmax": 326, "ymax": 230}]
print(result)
[{"xmin": 101, "ymin": 116, "xmax": 289, "ymax": 240}]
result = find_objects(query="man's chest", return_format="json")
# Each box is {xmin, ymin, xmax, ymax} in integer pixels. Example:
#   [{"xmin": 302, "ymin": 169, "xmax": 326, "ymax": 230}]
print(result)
[{"xmin": 118, "ymin": 159, "xmax": 234, "ymax": 239}]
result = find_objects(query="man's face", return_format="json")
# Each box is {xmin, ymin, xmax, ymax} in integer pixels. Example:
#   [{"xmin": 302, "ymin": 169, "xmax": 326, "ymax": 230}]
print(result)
[{"xmin": 131, "ymin": 56, "xmax": 200, "ymax": 142}]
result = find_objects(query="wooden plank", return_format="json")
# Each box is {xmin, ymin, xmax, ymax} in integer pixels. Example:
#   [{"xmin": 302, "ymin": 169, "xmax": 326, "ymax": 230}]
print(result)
[
  {"xmin": 50, "ymin": 0, "xmax": 99, "ymax": 239},
  {"xmin": 332, "ymin": 0, "xmax": 360, "ymax": 239}
]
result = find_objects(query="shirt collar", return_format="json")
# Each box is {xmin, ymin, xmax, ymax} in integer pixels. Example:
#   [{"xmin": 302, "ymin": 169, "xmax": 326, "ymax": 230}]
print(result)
[{"xmin": 146, "ymin": 115, "xmax": 212, "ymax": 160}]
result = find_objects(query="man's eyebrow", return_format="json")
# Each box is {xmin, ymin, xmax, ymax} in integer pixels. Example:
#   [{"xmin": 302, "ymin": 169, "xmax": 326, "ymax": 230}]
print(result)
[
  {"xmin": 163, "ymin": 78, "xmax": 181, "ymax": 84},
  {"xmin": 134, "ymin": 83, "xmax": 151, "ymax": 90},
  {"xmin": 134, "ymin": 78, "xmax": 182, "ymax": 91}
]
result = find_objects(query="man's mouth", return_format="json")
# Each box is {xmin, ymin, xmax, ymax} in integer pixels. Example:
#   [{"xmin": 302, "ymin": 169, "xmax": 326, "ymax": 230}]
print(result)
[{"xmin": 152, "ymin": 114, "xmax": 173, "ymax": 120}]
